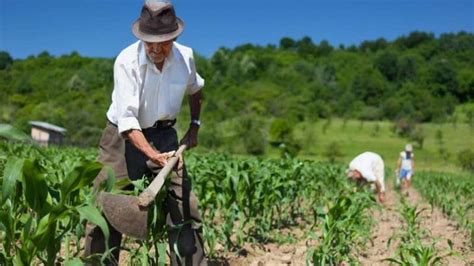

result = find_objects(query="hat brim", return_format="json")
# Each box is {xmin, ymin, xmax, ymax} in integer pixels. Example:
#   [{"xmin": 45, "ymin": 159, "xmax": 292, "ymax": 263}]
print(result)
[{"xmin": 132, "ymin": 17, "xmax": 184, "ymax": 43}]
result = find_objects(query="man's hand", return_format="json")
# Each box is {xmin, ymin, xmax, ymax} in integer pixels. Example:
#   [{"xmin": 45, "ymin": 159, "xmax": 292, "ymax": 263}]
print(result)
[
  {"xmin": 180, "ymin": 125, "xmax": 199, "ymax": 149},
  {"xmin": 149, "ymin": 151, "xmax": 175, "ymax": 167},
  {"xmin": 125, "ymin": 129, "xmax": 177, "ymax": 167},
  {"xmin": 378, "ymin": 192, "xmax": 385, "ymax": 204}
]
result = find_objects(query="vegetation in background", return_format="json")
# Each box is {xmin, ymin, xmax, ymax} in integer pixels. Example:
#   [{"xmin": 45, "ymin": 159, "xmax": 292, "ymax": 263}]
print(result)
[
  {"xmin": 291, "ymin": 119, "xmax": 473, "ymax": 174},
  {"xmin": 322, "ymin": 141, "xmax": 344, "ymax": 163},
  {"xmin": 0, "ymin": 31, "xmax": 473, "ymax": 148},
  {"xmin": 457, "ymin": 148, "xmax": 474, "ymax": 172}
]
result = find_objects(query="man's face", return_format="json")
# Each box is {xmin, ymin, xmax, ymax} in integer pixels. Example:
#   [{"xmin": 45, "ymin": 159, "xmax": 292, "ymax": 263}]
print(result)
[
  {"xmin": 348, "ymin": 170, "xmax": 362, "ymax": 181},
  {"xmin": 144, "ymin": 40, "xmax": 173, "ymax": 64}
]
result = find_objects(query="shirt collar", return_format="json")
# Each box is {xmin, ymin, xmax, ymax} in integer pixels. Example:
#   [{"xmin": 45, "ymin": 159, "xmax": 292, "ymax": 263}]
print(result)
[{"xmin": 138, "ymin": 41, "xmax": 148, "ymax": 67}]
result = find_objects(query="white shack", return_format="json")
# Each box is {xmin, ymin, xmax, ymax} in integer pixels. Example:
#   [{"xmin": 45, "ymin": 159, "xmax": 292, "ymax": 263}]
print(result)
[{"xmin": 29, "ymin": 121, "xmax": 67, "ymax": 146}]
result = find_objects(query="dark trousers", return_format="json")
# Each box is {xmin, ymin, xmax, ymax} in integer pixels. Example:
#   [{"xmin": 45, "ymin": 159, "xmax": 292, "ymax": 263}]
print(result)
[{"xmin": 84, "ymin": 123, "xmax": 206, "ymax": 266}]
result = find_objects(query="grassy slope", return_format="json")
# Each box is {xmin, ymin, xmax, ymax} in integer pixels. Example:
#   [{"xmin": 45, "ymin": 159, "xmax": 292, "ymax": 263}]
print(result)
[
  {"xmin": 293, "ymin": 119, "xmax": 473, "ymax": 174},
  {"xmin": 173, "ymin": 117, "xmax": 472, "ymax": 174}
]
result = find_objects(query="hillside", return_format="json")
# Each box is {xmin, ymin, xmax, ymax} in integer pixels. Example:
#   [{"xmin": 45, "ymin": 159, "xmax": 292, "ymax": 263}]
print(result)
[{"xmin": 0, "ymin": 31, "xmax": 473, "ymax": 149}]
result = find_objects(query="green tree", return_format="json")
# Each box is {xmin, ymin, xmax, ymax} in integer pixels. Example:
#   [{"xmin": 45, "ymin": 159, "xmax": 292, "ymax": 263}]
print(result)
[
  {"xmin": 280, "ymin": 37, "xmax": 296, "ymax": 50},
  {"xmin": 351, "ymin": 67, "xmax": 387, "ymax": 106},
  {"xmin": 323, "ymin": 141, "xmax": 344, "ymax": 163},
  {"xmin": 374, "ymin": 51, "xmax": 399, "ymax": 81},
  {"xmin": 0, "ymin": 51, "xmax": 13, "ymax": 70}
]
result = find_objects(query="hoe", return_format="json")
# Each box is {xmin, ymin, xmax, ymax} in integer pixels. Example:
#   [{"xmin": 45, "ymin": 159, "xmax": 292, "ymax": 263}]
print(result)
[{"xmin": 98, "ymin": 145, "xmax": 187, "ymax": 240}]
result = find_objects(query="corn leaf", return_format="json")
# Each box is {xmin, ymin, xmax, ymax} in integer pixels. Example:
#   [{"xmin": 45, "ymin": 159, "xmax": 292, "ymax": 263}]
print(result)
[
  {"xmin": 0, "ymin": 124, "xmax": 31, "ymax": 142},
  {"xmin": 2, "ymin": 156, "xmax": 24, "ymax": 204},
  {"xmin": 31, "ymin": 214, "xmax": 56, "ymax": 250},
  {"xmin": 22, "ymin": 159, "xmax": 49, "ymax": 213},
  {"xmin": 64, "ymin": 258, "xmax": 83, "ymax": 266},
  {"xmin": 77, "ymin": 205, "xmax": 110, "ymax": 245},
  {"xmin": 61, "ymin": 162, "xmax": 102, "ymax": 197}
]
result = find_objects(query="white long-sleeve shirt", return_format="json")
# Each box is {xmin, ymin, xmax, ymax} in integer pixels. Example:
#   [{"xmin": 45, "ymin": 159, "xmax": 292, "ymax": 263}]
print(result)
[
  {"xmin": 349, "ymin": 152, "xmax": 385, "ymax": 192},
  {"xmin": 106, "ymin": 40, "xmax": 204, "ymax": 134}
]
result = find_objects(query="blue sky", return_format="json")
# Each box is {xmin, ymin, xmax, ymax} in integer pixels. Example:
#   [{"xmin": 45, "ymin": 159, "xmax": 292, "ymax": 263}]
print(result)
[{"xmin": 1, "ymin": 0, "xmax": 473, "ymax": 59}]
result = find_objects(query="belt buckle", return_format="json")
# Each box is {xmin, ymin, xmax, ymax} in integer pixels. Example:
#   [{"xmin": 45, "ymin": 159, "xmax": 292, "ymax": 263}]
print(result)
[{"xmin": 151, "ymin": 119, "xmax": 174, "ymax": 129}]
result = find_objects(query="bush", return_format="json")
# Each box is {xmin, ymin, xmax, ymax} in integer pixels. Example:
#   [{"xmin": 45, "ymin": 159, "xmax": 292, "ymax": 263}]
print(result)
[
  {"xmin": 409, "ymin": 126, "xmax": 425, "ymax": 149},
  {"xmin": 269, "ymin": 119, "xmax": 301, "ymax": 157},
  {"xmin": 323, "ymin": 142, "xmax": 344, "ymax": 163},
  {"xmin": 392, "ymin": 118, "xmax": 416, "ymax": 137},
  {"xmin": 240, "ymin": 117, "xmax": 266, "ymax": 156},
  {"xmin": 457, "ymin": 149, "xmax": 474, "ymax": 172},
  {"xmin": 269, "ymin": 119, "xmax": 292, "ymax": 144},
  {"xmin": 358, "ymin": 106, "xmax": 382, "ymax": 121}
]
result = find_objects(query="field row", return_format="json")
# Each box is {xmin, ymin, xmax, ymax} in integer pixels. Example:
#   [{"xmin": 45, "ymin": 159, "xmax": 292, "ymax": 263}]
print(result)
[{"xmin": 0, "ymin": 139, "xmax": 472, "ymax": 264}]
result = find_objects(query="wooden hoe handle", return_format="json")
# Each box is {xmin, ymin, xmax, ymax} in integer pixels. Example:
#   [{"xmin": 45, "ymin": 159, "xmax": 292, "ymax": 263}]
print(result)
[{"xmin": 138, "ymin": 144, "xmax": 187, "ymax": 207}]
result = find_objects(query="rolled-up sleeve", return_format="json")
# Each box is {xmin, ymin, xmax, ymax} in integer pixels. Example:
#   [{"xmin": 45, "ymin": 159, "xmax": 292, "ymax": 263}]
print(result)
[
  {"xmin": 113, "ymin": 62, "xmax": 141, "ymax": 134},
  {"xmin": 186, "ymin": 53, "xmax": 205, "ymax": 95}
]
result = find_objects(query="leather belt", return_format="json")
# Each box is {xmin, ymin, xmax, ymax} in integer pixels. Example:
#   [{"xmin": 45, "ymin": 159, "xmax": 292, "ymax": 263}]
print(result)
[
  {"xmin": 107, "ymin": 118, "xmax": 176, "ymax": 130},
  {"xmin": 146, "ymin": 119, "xmax": 176, "ymax": 130}
]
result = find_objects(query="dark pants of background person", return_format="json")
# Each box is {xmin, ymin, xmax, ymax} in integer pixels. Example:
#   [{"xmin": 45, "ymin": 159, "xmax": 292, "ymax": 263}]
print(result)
[{"xmin": 84, "ymin": 121, "xmax": 207, "ymax": 266}]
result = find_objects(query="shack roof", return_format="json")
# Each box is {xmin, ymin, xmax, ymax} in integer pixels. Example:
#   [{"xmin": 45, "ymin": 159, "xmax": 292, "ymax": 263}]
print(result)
[{"xmin": 29, "ymin": 121, "xmax": 67, "ymax": 134}]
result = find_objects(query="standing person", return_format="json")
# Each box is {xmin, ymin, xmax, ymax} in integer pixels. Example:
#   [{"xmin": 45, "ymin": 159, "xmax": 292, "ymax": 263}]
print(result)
[
  {"xmin": 346, "ymin": 152, "xmax": 386, "ymax": 203},
  {"xmin": 396, "ymin": 144, "xmax": 415, "ymax": 190},
  {"xmin": 84, "ymin": 1, "xmax": 207, "ymax": 265}
]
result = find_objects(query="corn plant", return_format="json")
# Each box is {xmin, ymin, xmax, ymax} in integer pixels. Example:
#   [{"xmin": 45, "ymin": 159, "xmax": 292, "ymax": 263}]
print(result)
[
  {"xmin": 398, "ymin": 198, "xmax": 426, "ymax": 242},
  {"xmin": 306, "ymin": 191, "xmax": 375, "ymax": 265},
  {"xmin": 384, "ymin": 239, "xmax": 451, "ymax": 266},
  {"xmin": 385, "ymin": 192, "xmax": 451, "ymax": 265},
  {"xmin": 1, "ymin": 124, "xmax": 386, "ymax": 263},
  {"xmin": 413, "ymin": 172, "xmax": 473, "ymax": 246},
  {"xmin": 0, "ymin": 125, "xmax": 109, "ymax": 265},
  {"xmin": 187, "ymin": 153, "xmax": 363, "ymax": 255}
]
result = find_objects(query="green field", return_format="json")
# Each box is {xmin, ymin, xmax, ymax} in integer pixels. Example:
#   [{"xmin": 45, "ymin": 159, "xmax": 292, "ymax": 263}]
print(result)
[
  {"xmin": 290, "ymin": 119, "xmax": 473, "ymax": 174},
  {"xmin": 175, "ymin": 117, "xmax": 473, "ymax": 174},
  {"xmin": 1, "ymin": 123, "xmax": 473, "ymax": 265}
]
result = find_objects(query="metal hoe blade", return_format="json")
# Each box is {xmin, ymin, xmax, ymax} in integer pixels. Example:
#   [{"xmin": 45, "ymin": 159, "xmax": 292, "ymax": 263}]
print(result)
[
  {"xmin": 99, "ymin": 192, "xmax": 148, "ymax": 240},
  {"xmin": 97, "ymin": 145, "xmax": 187, "ymax": 240}
]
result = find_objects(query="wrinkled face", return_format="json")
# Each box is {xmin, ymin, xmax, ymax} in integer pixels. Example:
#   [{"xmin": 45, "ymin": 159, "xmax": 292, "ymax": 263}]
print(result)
[{"xmin": 144, "ymin": 40, "xmax": 173, "ymax": 64}]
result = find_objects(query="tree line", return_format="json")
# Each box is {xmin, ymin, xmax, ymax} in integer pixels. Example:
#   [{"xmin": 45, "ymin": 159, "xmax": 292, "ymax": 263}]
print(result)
[{"xmin": 0, "ymin": 31, "xmax": 473, "ymax": 147}]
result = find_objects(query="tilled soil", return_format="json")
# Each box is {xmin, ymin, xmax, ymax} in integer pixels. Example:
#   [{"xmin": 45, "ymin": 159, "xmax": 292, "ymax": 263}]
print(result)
[
  {"xmin": 359, "ymin": 184, "xmax": 473, "ymax": 265},
  {"xmin": 222, "ymin": 184, "xmax": 473, "ymax": 266},
  {"xmin": 358, "ymin": 184, "xmax": 400, "ymax": 265},
  {"xmin": 405, "ymin": 186, "xmax": 473, "ymax": 265},
  {"xmin": 89, "ymin": 184, "xmax": 473, "ymax": 265}
]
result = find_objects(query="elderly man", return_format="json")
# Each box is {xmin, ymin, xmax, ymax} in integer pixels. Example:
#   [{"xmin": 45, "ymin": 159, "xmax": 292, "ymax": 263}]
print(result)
[
  {"xmin": 84, "ymin": 1, "xmax": 207, "ymax": 265},
  {"xmin": 347, "ymin": 151, "xmax": 386, "ymax": 203}
]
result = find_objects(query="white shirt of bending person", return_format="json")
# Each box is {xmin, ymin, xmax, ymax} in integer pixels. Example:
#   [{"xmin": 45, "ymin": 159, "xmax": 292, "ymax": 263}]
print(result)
[
  {"xmin": 106, "ymin": 40, "xmax": 204, "ymax": 134},
  {"xmin": 349, "ymin": 152, "xmax": 385, "ymax": 192}
]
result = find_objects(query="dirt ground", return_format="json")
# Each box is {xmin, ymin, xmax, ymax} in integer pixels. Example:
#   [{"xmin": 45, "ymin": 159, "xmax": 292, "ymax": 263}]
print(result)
[
  {"xmin": 217, "ymin": 184, "xmax": 473, "ymax": 266},
  {"xmin": 359, "ymin": 184, "xmax": 473, "ymax": 266},
  {"xmin": 99, "ymin": 183, "xmax": 473, "ymax": 265}
]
